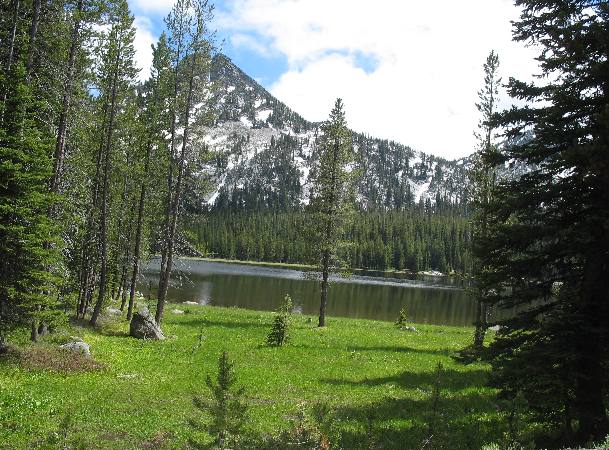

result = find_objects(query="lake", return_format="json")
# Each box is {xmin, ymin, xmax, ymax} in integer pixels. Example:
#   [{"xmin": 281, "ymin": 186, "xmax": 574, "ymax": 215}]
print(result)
[{"xmin": 139, "ymin": 258, "xmax": 486, "ymax": 327}]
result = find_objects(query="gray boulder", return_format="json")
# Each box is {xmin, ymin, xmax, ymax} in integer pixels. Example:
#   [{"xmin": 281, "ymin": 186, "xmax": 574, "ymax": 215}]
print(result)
[
  {"xmin": 60, "ymin": 341, "xmax": 91, "ymax": 357},
  {"xmin": 171, "ymin": 309, "xmax": 185, "ymax": 315},
  {"xmin": 129, "ymin": 307, "xmax": 165, "ymax": 340},
  {"xmin": 106, "ymin": 307, "xmax": 122, "ymax": 316}
]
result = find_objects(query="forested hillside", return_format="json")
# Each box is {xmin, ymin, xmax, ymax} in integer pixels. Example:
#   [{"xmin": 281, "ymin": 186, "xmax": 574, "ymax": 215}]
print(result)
[
  {"xmin": 183, "ymin": 54, "xmax": 473, "ymax": 273},
  {"xmin": 189, "ymin": 207, "xmax": 471, "ymax": 274}
]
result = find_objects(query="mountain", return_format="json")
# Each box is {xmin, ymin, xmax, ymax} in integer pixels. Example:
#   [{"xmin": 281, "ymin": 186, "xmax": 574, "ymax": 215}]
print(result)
[{"xmin": 194, "ymin": 54, "xmax": 471, "ymax": 211}]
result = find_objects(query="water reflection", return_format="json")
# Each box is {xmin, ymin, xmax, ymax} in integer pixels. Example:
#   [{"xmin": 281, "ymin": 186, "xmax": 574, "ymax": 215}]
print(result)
[{"xmin": 141, "ymin": 259, "xmax": 481, "ymax": 326}]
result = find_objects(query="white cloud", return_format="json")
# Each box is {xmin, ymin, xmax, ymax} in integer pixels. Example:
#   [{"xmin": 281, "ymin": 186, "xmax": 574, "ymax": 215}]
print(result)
[
  {"xmin": 217, "ymin": 0, "xmax": 540, "ymax": 159},
  {"xmin": 130, "ymin": 0, "xmax": 174, "ymax": 14},
  {"xmin": 133, "ymin": 16, "xmax": 156, "ymax": 82},
  {"xmin": 230, "ymin": 33, "xmax": 274, "ymax": 57}
]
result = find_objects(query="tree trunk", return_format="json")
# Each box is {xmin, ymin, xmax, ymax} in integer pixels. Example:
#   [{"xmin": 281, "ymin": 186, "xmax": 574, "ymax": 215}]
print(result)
[
  {"xmin": 157, "ymin": 38, "xmax": 182, "ymax": 313},
  {"xmin": 318, "ymin": 252, "xmax": 329, "ymax": 327},
  {"xmin": 574, "ymin": 252, "xmax": 609, "ymax": 443},
  {"xmin": 25, "ymin": 0, "xmax": 42, "ymax": 81},
  {"xmin": 90, "ymin": 40, "xmax": 122, "ymax": 326},
  {"xmin": 77, "ymin": 49, "xmax": 111, "ymax": 319},
  {"xmin": 473, "ymin": 298, "xmax": 487, "ymax": 349},
  {"xmin": 128, "ymin": 140, "xmax": 152, "ymax": 320},
  {"xmin": 30, "ymin": 319, "xmax": 38, "ymax": 342},
  {"xmin": 51, "ymin": 0, "xmax": 83, "ymax": 197},
  {"xmin": 156, "ymin": 53, "xmax": 197, "ymax": 325},
  {"xmin": 118, "ymin": 199, "xmax": 135, "ymax": 311}
]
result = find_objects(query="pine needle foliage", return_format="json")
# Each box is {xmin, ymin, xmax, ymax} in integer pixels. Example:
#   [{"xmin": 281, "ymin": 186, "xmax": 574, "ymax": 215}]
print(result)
[
  {"xmin": 477, "ymin": 1, "xmax": 609, "ymax": 445},
  {"xmin": 395, "ymin": 308, "xmax": 408, "ymax": 327},
  {"xmin": 307, "ymin": 98, "xmax": 356, "ymax": 327},
  {"xmin": 266, "ymin": 294, "xmax": 292, "ymax": 346},
  {"xmin": 0, "ymin": 61, "xmax": 62, "ymax": 343},
  {"xmin": 192, "ymin": 351, "xmax": 248, "ymax": 448}
]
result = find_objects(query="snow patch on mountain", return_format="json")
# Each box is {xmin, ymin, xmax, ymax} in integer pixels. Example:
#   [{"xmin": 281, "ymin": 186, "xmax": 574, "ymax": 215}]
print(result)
[{"xmin": 194, "ymin": 54, "xmax": 471, "ymax": 209}]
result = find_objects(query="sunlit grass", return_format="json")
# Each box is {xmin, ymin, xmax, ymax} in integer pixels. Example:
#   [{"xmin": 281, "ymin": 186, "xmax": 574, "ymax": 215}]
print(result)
[{"xmin": 0, "ymin": 305, "xmax": 502, "ymax": 449}]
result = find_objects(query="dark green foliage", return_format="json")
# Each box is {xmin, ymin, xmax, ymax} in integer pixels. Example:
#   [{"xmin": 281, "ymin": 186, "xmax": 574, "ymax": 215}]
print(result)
[
  {"xmin": 189, "ymin": 207, "xmax": 472, "ymax": 274},
  {"xmin": 395, "ymin": 308, "xmax": 408, "ymax": 327},
  {"xmin": 476, "ymin": 1, "xmax": 609, "ymax": 446},
  {"xmin": 266, "ymin": 294, "xmax": 292, "ymax": 346},
  {"xmin": 0, "ymin": 61, "xmax": 62, "ymax": 341},
  {"xmin": 192, "ymin": 351, "xmax": 248, "ymax": 448}
]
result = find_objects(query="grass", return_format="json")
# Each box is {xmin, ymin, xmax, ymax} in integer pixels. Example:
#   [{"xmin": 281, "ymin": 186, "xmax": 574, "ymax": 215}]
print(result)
[{"xmin": 0, "ymin": 305, "xmax": 504, "ymax": 449}]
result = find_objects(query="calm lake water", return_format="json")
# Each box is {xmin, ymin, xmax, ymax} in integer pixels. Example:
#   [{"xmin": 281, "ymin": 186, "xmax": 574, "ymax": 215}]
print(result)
[{"xmin": 139, "ymin": 259, "xmax": 485, "ymax": 327}]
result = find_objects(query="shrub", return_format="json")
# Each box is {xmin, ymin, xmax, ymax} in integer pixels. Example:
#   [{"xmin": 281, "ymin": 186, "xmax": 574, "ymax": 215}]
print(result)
[
  {"xmin": 266, "ymin": 403, "xmax": 331, "ymax": 449},
  {"xmin": 267, "ymin": 295, "xmax": 293, "ymax": 346},
  {"xmin": 395, "ymin": 308, "xmax": 408, "ymax": 327},
  {"xmin": 191, "ymin": 351, "xmax": 248, "ymax": 448}
]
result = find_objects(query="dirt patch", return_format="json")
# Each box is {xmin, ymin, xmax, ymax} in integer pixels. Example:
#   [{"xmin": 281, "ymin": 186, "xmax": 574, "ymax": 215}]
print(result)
[
  {"xmin": 3, "ymin": 344, "xmax": 105, "ymax": 373},
  {"xmin": 141, "ymin": 431, "xmax": 173, "ymax": 449}
]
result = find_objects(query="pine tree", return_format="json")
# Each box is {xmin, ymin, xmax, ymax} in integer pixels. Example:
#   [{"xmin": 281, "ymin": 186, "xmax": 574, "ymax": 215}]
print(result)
[
  {"xmin": 0, "ymin": 64, "xmax": 61, "ymax": 345},
  {"xmin": 307, "ymin": 98, "xmax": 355, "ymax": 327},
  {"xmin": 156, "ymin": 0, "xmax": 215, "ymax": 325},
  {"xmin": 470, "ymin": 51, "xmax": 501, "ymax": 351},
  {"xmin": 266, "ymin": 294, "xmax": 292, "ymax": 346},
  {"xmin": 89, "ymin": 0, "xmax": 138, "ymax": 326},
  {"xmin": 192, "ymin": 351, "xmax": 248, "ymax": 448},
  {"xmin": 126, "ymin": 32, "xmax": 173, "ymax": 321},
  {"xmin": 479, "ymin": 1, "xmax": 609, "ymax": 444}
]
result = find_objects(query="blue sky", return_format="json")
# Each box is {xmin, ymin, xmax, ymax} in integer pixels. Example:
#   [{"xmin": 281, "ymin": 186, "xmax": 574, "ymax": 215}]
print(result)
[
  {"xmin": 129, "ymin": 0, "xmax": 290, "ymax": 86},
  {"xmin": 128, "ymin": 0, "xmax": 538, "ymax": 159}
]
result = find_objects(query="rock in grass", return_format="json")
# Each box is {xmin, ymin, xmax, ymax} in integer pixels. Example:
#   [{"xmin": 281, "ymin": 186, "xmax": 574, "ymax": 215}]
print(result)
[
  {"xmin": 129, "ymin": 307, "xmax": 165, "ymax": 340},
  {"xmin": 400, "ymin": 325, "xmax": 418, "ymax": 332},
  {"xmin": 60, "ymin": 341, "xmax": 91, "ymax": 357},
  {"xmin": 183, "ymin": 301, "xmax": 198, "ymax": 306},
  {"xmin": 171, "ymin": 309, "xmax": 185, "ymax": 315},
  {"xmin": 106, "ymin": 307, "xmax": 122, "ymax": 316}
]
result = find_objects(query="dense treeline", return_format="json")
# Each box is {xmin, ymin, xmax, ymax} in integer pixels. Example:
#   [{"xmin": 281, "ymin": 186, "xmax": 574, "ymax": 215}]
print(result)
[{"xmin": 190, "ymin": 207, "xmax": 472, "ymax": 274}]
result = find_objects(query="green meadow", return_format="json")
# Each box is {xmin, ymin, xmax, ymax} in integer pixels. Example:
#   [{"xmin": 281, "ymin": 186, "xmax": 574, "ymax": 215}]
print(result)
[{"xmin": 0, "ymin": 305, "xmax": 502, "ymax": 449}]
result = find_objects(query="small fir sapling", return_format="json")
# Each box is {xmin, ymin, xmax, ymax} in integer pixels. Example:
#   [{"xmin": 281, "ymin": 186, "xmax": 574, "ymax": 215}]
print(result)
[
  {"xmin": 191, "ymin": 351, "xmax": 248, "ymax": 448},
  {"xmin": 395, "ymin": 308, "xmax": 408, "ymax": 327},
  {"xmin": 267, "ymin": 294, "xmax": 293, "ymax": 346}
]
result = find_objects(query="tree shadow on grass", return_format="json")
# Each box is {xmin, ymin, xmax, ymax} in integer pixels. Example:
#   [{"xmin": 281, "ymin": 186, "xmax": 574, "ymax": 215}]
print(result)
[
  {"xmin": 321, "ymin": 374, "xmax": 502, "ymax": 450},
  {"xmin": 288, "ymin": 343, "xmax": 454, "ymax": 358},
  {"xmin": 315, "ymin": 367, "xmax": 502, "ymax": 449},
  {"xmin": 321, "ymin": 367, "xmax": 489, "ymax": 391},
  {"xmin": 347, "ymin": 344, "xmax": 455, "ymax": 357}
]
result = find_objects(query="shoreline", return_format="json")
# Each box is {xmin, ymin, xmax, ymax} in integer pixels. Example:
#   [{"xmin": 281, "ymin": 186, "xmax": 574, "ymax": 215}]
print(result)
[{"xmin": 178, "ymin": 256, "xmax": 468, "ymax": 279}]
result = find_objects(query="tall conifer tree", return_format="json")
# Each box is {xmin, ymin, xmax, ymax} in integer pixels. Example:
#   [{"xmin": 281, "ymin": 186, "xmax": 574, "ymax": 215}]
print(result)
[
  {"xmin": 89, "ymin": 0, "xmax": 138, "ymax": 326},
  {"xmin": 478, "ymin": 1, "xmax": 609, "ymax": 444},
  {"xmin": 308, "ymin": 99, "xmax": 355, "ymax": 327},
  {"xmin": 470, "ymin": 51, "xmax": 501, "ymax": 351}
]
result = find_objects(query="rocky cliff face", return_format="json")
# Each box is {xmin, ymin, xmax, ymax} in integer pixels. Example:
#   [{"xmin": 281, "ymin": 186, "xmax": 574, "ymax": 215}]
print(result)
[{"xmin": 195, "ymin": 54, "xmax": 475, "ymax": 211}]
